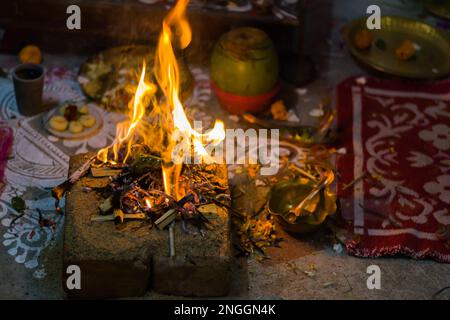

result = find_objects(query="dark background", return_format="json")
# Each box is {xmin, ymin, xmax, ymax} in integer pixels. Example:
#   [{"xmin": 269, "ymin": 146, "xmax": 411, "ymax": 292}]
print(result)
[{"xmin": 0, "ymin": 0, "xmax": 332, "ymax": 65}]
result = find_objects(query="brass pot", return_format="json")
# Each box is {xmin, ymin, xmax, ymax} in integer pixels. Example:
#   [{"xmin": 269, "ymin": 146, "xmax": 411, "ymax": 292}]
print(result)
[{"xmin": 268, "ymin": 180, "xmax": 336, "ymax": 235}]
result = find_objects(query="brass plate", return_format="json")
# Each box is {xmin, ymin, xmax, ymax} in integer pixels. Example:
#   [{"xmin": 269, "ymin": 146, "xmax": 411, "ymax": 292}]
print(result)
[
  {"xmin": 425, "ymin": 0, "xmax": 450, "ymax": 20},
  {"xmin": 344, "ymin": 16, "xmax": 450, "ymax": 79}
]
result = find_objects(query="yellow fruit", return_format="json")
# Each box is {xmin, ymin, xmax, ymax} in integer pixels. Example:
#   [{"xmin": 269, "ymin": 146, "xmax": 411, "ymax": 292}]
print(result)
[
  {"xmin": 19, "ymin": 45, "xmax": 42, "ymax": 64},
  {"xmin": 49, "ymin": 115, "xmax": 69, "ymax": 132},
  {"xmin": 79, "ymin": 115, "xmax": 96, "ymax": 128},
  {"xmin": 79, "ymin": 105, "xmax": 89, "ymax": 115},
  {"xmin": 69, "ymin": 121, "xmax": 83, "ymax": 134}
]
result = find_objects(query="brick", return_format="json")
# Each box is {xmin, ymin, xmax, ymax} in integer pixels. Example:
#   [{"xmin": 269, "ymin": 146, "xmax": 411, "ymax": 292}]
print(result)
[{"xmin": 63, "ymin": 153, "xmax": 232, "ymax": 298}]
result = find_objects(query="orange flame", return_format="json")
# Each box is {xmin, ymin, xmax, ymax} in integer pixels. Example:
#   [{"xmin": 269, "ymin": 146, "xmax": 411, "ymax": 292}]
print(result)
[
  {"xmin": 98, "ymin": 0, "xmax": 225, "ymax": 200},
  {"xmin": 155, "ymin": 0, "xmax": 225, "ymax": 199},
  {"xmin": 97, "ymin": 62, "xmax": 156, "ymax": 163}
]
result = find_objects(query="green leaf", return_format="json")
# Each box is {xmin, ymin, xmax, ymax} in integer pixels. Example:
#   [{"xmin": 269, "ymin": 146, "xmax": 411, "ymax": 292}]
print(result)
[{"xmin": 11, "ymin": 196, "xmax": 26, "ymax": 213}]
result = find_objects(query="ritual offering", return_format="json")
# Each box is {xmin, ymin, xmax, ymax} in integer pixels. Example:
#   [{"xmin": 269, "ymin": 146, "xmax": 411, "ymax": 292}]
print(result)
[
  {"xmin": 78, "ymin": 45, "xmax": 194, "ymax": 112},
  {"xmin": 268, "ymin": 164, "xmax": 336, "ymax": 235},
  {"xmin": 344, "ymin": 16, "xmax": 450, "ymax": 79},
  {"xmin": 44, "ymin": 102, "xmax": 103, "ymax": 139},
  {"xmin": 241, "ymin": 96, "xmax": 336, "ymax": 146},
  {"xmin": 2, "ymin": 0, "xmax": 450, "ymax": 304},
  {"xmin": 62, "ymin": 152, "xmax": 232, "ymax": 298},
  {"xmin": 210, "ymin": 27, "xmax": 280, "ymax": 114}
]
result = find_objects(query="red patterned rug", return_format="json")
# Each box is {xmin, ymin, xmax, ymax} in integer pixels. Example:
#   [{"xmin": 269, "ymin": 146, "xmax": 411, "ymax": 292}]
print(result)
[{"xmin": 336, "ymin": 76, "xmax": 450, "ymax": 262}]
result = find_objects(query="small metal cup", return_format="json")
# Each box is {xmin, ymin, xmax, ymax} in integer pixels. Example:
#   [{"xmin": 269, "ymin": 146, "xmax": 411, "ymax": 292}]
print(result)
[{"xmin": 12, "ymin": 63, "xmax": 45, "ymax": 117}]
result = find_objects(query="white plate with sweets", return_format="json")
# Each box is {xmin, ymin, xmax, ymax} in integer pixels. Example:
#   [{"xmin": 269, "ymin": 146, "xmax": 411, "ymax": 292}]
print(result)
[{"xmin": 43, "ymin": 101, "xmax": 103, "ymax": 140}]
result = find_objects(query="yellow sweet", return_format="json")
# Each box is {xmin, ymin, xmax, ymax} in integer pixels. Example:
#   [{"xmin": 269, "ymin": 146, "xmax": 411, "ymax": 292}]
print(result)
[
  {"xmin": 79, "ymin": 105, "xmax": 89, "ymax": 115},
  {"xmin": 49, "ymin": 115, "xmax": 69, "ymax": 132},
  {"xmin": 69, "ymin": 121, "xmax": 83, "ymax": 134},
  {"xmin": 79, "ymin": 115, "xmax": 96, "ymax": 128},
  {"xmin": 19, "ymin": 45, "xmax": 43, "ymax": 64}
]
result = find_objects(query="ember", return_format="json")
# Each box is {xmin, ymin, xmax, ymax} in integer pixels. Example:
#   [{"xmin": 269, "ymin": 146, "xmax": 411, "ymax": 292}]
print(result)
[{"xmin": 87, "ymin": 153, "xmax": 230, "ymax": 233}]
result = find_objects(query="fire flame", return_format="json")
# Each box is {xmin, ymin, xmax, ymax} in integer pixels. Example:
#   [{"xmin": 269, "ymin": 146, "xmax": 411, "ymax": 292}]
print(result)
[
  {"xmin": 145, "ymin": 197, "xmax": 152, "ymax": 209},
  {"xmin": 97, "ymin": 0, "xmax": 225, "ymax": 200},
  {"xmin": 97, "ymin": 63, "xmax": 156, "ymax": 164}
]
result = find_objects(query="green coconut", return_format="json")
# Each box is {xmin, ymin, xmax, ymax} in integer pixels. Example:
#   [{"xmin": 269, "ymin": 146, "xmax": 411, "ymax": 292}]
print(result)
[{"xmin": 210, "ymin": 27, "xmax": 279, "ymax": 96}]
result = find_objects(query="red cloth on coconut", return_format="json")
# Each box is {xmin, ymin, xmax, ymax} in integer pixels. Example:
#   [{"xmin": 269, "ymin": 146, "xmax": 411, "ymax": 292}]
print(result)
[{"xmin": 336, "ymin": 76, "xmax": 450, "ymax": 262}]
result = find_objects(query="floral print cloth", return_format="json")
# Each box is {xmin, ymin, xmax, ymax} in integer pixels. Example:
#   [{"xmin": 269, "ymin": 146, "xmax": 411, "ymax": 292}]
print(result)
[{"xmin": 336, "ymin": 76, "xmax": 450, "ymax": 262}]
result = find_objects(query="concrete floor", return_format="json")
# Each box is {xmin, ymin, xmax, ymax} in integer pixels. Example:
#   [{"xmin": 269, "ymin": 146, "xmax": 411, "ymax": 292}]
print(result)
[
  {"xmin": 1, "ymin": 0, "xmax": 450, "ymax": 300},
  {"xmin": 2, "ymin": 227, "xmax": 450, "ymax": 300},
  {"xmin": 246, "ymin": 244, "xmax": 450, "ymax": 300}
]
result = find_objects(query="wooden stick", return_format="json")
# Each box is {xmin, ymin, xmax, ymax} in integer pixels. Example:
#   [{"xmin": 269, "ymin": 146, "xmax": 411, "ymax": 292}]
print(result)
[
  {"xmin": 155, "ymin": 209, "xmax": 177, "ymax": 230},
  {"xmin": 99, "ymin": 195, "xmax": 114, "ymax": 215},
  {"xmin": 91, "ymin": 167, "xmax": 122, "ymax": 177},
  {"xmin": 342, "ymin": 171, "xmax": 368, "ymax": 191},
  {"xmin": 69, "ymin": 155, "xmax": 96, "ymax": 183},
  {"xmin": 290, "ymin": 164, "xmax": 318, "ymax": 181},
  {"xmin": 169, "ymin": 221, "xmax": 175, "ymax": 257}
]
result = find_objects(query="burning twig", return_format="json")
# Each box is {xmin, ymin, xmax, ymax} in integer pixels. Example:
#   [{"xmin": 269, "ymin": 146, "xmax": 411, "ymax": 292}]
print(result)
[
  {"xmin": 52, "ymin": 155, "xmax": 96, "ymax": 212},
  {"xmin": 83, "ymin": 149, "xmax": 227, "ymax": 241}
]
